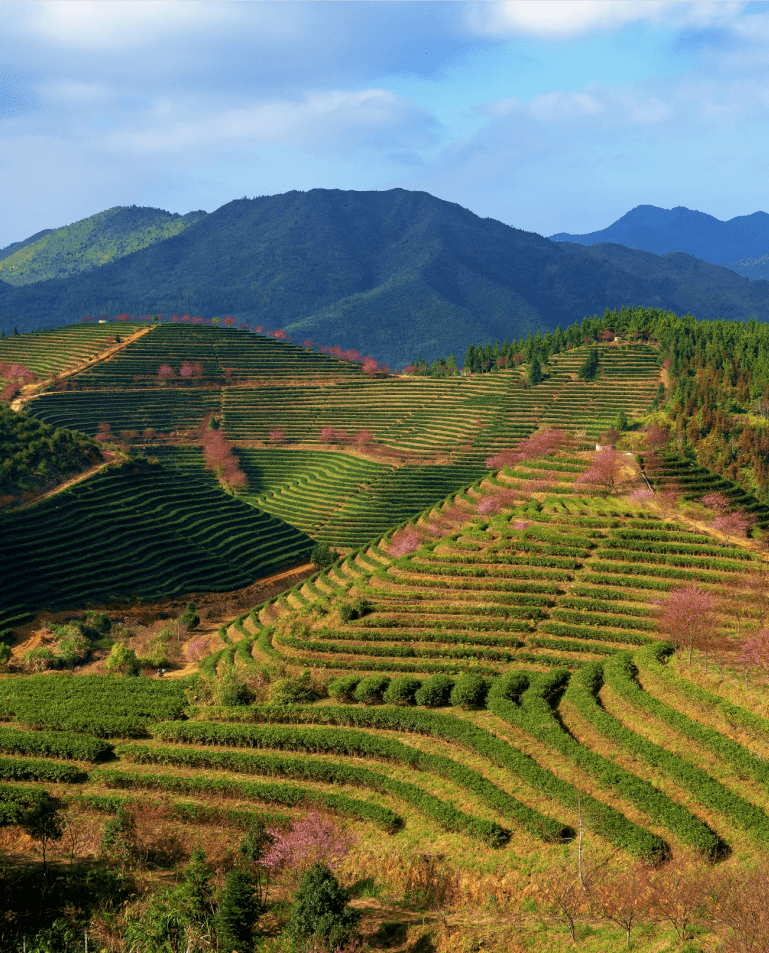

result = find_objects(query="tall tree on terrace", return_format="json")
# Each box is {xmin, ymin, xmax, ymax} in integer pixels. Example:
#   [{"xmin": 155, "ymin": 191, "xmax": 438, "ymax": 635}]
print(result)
[{"xmin": 656, "ymin": 584, "xmax": 719, "ymax": 665}]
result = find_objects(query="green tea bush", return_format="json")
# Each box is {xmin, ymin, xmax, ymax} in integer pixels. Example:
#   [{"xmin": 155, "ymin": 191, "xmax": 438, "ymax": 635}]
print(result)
[
  {"xmin": 414, "ymin": 674, "xmax": 454, "ymax": 707},
  {"xmin": 383, "ymin": 677, "xmax": 421, "ymax": 706},
  {"xmin": 354, "ymin": 675, "xmax": 391, "ymax": 705},
  {"xmin": 450, "ymin": 673, "xmax": 489, "ymax": 709},
  {"xmin": 327, "ymin": 675, "xmax": 361, "ymax": 702},
  {"xmin": 270, "ymin": 672, "xmax": 322, "ymax": 706}
]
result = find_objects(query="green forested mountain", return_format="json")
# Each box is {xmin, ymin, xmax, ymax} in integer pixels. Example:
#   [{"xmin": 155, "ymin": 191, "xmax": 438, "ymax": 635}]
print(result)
[
  {"xmin": 0, "ymin": 206, "xmax": 207, "ymax": 286},
  {"xmin": 2, "ymin": 189, "xmax": 769, "ymax": 368}
]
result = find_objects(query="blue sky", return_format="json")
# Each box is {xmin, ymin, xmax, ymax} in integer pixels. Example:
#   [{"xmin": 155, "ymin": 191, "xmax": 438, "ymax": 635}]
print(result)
[{"xmin": 1, "ymin": 0, "xmax": 768, "ymax": 249}]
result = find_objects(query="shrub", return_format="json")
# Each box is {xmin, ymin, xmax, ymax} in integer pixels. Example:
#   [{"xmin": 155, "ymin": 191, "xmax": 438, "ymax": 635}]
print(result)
[
  {"xmin": 22, "ymin": 646, "xmax": 56, "ymax": 673},
  {"xmin": 328, "ymin": 675, "xmax": 361, "ymax": 702},
  {"xmin": 338, "ymin": 598, "xmax": 372, "ymax": 623},
  {"xmin": 105, "ymin": 643, "xmax": 141, "ymax": 677},
  {"xmin": 179, "ymin": 602, "xmax": 200, "ymax": 630},
  {"xmin": 383, "ymin": 677, "xmax": 421, "ymax": 706},
  {"xmin": 414, "ymin": 674, "xmax": 455, "ymax": 707},
  {"xmin": 0, "ymin": 643, "xmax": 11, "ymax": 667},
  {"xmin": 271, "ymin": 673, "xmax": 322, "ymax": 705},
  {"xmin": 287, "ymin": 863, "xmax": 361, "ymax": 953},
  {"xmin": 56, "ymin": 628, "xmax": 90, "ymax": 667},
  {"xmin": 449, "ymin": 673, "xmax": 488, "ymax": 709},
  {"xmin": 311, "ymin": 543, "xmax": 339, "ymax": 570},
  {"xmin": 80, "ymin": 611, "xmax": 112, "ymax": 638},
  {"xmin": 354, "ymin": 675, "xmax": 390, "ymax": 705}
]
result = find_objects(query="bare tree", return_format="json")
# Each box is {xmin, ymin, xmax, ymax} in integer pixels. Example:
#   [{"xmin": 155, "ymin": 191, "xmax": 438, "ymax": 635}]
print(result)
[
  {"xmin": 648, "ymin": 852, "xmax": 716, "ymax": 945},
  {"xmin": 589, "ymin": 860, "xmax": 653, "ymax": 948}
]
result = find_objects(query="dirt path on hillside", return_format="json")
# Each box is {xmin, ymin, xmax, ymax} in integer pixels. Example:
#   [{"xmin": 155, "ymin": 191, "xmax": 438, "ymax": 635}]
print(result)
[
  {"xmin": 15, "ymin": 450, "xmax": 120, "ymax": 510},
  {"xmin": 10, "ymin": 324, "xmax": 155, "ymax": 413}
]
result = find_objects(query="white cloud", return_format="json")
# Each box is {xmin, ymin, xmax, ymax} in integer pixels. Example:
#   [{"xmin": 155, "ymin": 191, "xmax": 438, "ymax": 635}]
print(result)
[
  {"xmin": 466, "ymin": 0, "xmax": 747, "ymax": 39},
  {"xmin": 100, "ymin": 89, "xmax": 440, "ymax": 157},
  {"xmin": 13, "ymin": 0, "xmax": 295, "ymax": 51}
]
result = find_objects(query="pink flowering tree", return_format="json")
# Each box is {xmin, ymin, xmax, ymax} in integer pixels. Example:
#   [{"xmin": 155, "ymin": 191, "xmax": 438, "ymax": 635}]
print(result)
[
  {"xmin": 362, "ymin": 357, "xmax": 380, "ymax": 375},
  {"xmin": 269, "ymin": 429, "xmax": 286, "ymax": 443},
  {"xmin": 179, "ymin": 362, "xmax": 194, "ymax": 378},
  {"xmin": 575, "ymin": 447, "xmax": 626, "ymax": 495},
  {"xmin": 714, "ymin": 510, "xmax": 754, "ymax": 544},
  {"xmin": 199, "ymin": 420, "xmax": 248, "ymax": 492},
  {"xmin": 656, "ymin": 584, "xmax": 719, "ymax": 665},
  {"xmin": 486, "ymin": 428, "xmax": 565, "ymax": 471},
  {"xmin": 185, "ymin": 636, "xmax": 210, "ymax": 663},
  {"xmin": 94, "ymin": 421, "xmax": 115, "ymax": 444},
  {"xmin": 701, "ymin": 492, "xmax": 730, "ymax": 515},
  {"xmin": 477, "ymin": 495, "xmax": 502, "ymax": 515},
  {"xmin": 388, "ymin": 525, "xmax": 422, "ymax": 557},
  {"xmin": 739, "ymin": 630, "xmax": 769, "ymax": 684},
  {"xmin": 264, "ymin": 812, "xmax": 356, "ymax": 879},
  {"xmin": 352, "ymin": 429, "xmax": 372, "ymax": 447},
  {"xmin": 629, "ymin": 486, "xmax": 654, "ymax": 506}
]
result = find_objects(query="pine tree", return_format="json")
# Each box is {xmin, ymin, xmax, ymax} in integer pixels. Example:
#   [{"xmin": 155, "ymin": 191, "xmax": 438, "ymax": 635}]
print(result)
[
  {"xmin": 287, "ymin": 863, "xmax": 361, "ymax": 953},
  {"xmin": 529, "ymin": 354, "xmax": 543, "ymax": 385},
  {"xmin": 216, "ymin": 869, "xmax": 260, "ymax": 953}
]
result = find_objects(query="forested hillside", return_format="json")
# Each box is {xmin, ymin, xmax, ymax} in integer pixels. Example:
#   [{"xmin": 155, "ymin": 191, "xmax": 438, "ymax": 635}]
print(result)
[
  {"xmin": 0, "ymin": 206, "xmax": 206, "ymax": 286},
  {"xmin": 2, "ymin": 189, "xmax": 769, "ymax": 368},
  {"xmin": 550, "ymin": 204, "xmax": 769, "ymax": 275}
]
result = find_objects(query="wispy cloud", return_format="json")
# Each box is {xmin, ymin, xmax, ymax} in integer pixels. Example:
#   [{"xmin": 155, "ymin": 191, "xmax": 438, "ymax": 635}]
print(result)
[{"xmin": 466, "ymin": 1, "xmax": 747, "ymax": 39}]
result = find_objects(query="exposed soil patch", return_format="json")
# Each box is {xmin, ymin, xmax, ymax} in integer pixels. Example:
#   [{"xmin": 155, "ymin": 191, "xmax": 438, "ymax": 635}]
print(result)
[{"xmin": 7, "ymin": 561, "xmax": 317, "ymax": 671}]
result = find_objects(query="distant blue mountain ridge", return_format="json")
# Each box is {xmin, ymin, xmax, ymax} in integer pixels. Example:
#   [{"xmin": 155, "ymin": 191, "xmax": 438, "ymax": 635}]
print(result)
[{"xmin": 550, "ymin": 205, "xmax": 769, "ymax": 279}]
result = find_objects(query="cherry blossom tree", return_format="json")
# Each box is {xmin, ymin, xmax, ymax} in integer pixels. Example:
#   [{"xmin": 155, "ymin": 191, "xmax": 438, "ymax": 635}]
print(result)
[
  {"xmin": 486, "ymin": 428, "xmax": 565, "ymax": 470},
  {"xmin": 739, "ymin": 629, "xmax": 769, "ymax": 684},
  {"xmin": 656, "ymin": 583, "xmax": 718, "ymax": 665},
  {"xmin": 714, "ymin": 510, "xmax": 754, "ymax": 544},
  {"xmin": 629, "ymin": 486, "xmax": 654, "ymax": 506},
  {"xmin": 352, "ymin": 429, "xmax": 372, "ymax": 447},
  {"xmin": 388, "ymin": 526, "xmax": 422, "ymax": 557},
  {"xmin": 264, "ymin": 812, "xmax": 356, "ymax": 878},
  {"xmin": 158, "ymin": 364, "xmax": 175, "ymax": 380},
  {"xmin": 179, "ymin": 362, "xmax": 194, "ymax": 378},
  {"xmin": 362, "ymin": 357, "xmax": 380, "ymax": 375},
  {"xmin": 476, "ymin": 495, "xmax": 502, "ymax": 515},
  {"xmin": 575, "ymin": 447, "xmax": 626, "ymax": 495},
  {"xmin": 701, "ymin": 491, "xmax": 730, "ymax": 514},
  {"xmin": 269, "ymin": 429, "xmax": 286, "ymax": 443}
]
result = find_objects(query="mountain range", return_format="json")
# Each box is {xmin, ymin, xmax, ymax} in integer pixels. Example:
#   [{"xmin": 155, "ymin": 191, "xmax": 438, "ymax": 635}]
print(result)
[
  {"xmin": 2, "ymin": 190, "xmax": 769, "ymax": 368},
  {"xmin": 550, "ymin": 205, "xmax": 769, "ymax": 279}
]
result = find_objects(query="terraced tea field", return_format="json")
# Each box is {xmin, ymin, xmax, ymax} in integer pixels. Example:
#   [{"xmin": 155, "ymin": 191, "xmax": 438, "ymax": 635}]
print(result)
[
  {"xmin": 0, "ymin": 322, "xmax": 141, "ymax": 384},
  {"xmin": 0, "ymin": 461, "xmax": 314, "ymax": 638},
  {"xmin": 22, "ymin": 326, "xmax": 664, "ymax": 552},
  {"xmin": 4, "ymin": 450, "xmax": 769, "ymax": 868}
]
